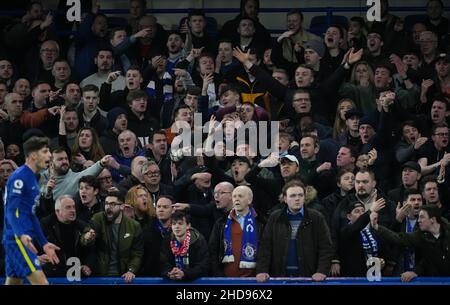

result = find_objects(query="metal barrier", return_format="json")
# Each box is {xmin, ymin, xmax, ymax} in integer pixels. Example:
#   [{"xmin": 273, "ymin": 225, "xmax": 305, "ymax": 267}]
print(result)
[{"xmin": 1, "ymin": 277, "xmax": 450, "ymax": 285}]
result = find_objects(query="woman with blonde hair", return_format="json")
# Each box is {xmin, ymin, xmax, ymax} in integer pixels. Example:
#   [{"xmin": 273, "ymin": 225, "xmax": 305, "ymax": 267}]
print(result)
[
  {"xmin": 125, "ymin": 185, "xmax": 156, "ymax": 227},
  {"xmin": 332, "ymin": 98, "xmax": 356, "ymax": 139},
  {"xmin": 339, "ymin": 61, "xmax": 378, "ymax": 114}
]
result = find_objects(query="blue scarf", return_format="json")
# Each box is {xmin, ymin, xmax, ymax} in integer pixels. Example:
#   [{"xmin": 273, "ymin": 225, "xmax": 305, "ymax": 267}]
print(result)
[
  {"xmin": 146, "ymin": 71, "xmax": 173, "ymax": 102},
  {"xmin": 222, "ymin": 208, "xmax": 258, "ymax": 268},
  {"xmin": 360, "ymin": 227, "xmax": 378, "ymax": 259},
  {"xmin": 404, "ymin": 218, "xmax": 418, "ymax": 271}
]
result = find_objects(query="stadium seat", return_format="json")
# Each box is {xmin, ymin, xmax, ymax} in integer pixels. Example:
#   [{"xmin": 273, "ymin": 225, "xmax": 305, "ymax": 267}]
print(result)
[
  {"xmin": 107, "ymin": 16, "xmax": 128, "ymax": 29},
  {"xmin": 309, "ymin": 15, "xmax": 349, "ymax": 37},
  {"xmin": 404, "ymin": 14, "xmax": 427, "ymax": 31}
]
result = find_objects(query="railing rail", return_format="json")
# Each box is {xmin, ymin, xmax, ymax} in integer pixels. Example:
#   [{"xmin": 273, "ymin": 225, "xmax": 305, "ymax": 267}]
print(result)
[{"xmin": 1, "ymin": 276, "xmax": 450, "ymax": 285}]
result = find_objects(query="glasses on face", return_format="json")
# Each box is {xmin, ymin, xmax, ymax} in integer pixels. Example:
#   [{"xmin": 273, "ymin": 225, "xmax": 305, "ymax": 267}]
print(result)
[
  {"xmin": 98, "ymin": 176, "xmax": 113, "ymax": 182},
  {"xmin": 213, "ymin": 191, "xmax": 231, "ymax": 197},
  {"xmin": 434, "ymin": 132, "xmax": 449, "ymax": 137},
  {"xmin": 144, "ymin": 171, "xmax": 160, "ymax": 177}
]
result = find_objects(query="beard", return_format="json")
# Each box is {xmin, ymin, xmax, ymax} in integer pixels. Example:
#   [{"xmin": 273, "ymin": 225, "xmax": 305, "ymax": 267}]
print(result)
[{"xmin": 55, "ymin": 165, "xmax": 69, "ymax": 175}]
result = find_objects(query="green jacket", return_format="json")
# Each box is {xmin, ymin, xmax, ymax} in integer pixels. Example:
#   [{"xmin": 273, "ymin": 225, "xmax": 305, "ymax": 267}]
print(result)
[
  {"xmin": 86, "ymin": 212, "xmax": 143, "ymax": 276},
  {"xmin": 377, "ymin": 223, "xmax": 450, "ymax": 276},
  {"xmin": 339, "ymin": 83, "xmax": 420, "ymax": 115}
]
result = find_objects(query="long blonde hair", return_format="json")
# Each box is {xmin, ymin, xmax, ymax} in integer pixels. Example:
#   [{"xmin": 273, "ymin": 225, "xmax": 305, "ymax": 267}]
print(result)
[
  {"xmin": 332, "ymin": 98, "xmax": 356, "ymax": 139},
  {"xmin": 350, "ymin": 61, "xmax": 374, "ymax": 86},
  {"xmin": 125, "ymin": 185, "xmax": 156, "ymax": 217}
]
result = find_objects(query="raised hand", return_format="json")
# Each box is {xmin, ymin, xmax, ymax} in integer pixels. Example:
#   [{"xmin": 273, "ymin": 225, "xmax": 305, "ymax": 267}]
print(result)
[
  {"xmin": 187, "ymin": 47, "xmax": 204, "ymax": 61},
  {"xmin": 316, "ymin": 162, "xmax": 332, "ymax": 173},
  {"xmin": 180, "ymin": 19, "xmax": 190, "ymax": 34},
  {"xmin": 207, "ymin": 115, "xmax": 218, "ymax": 135},
  {"xmin": 106, "ymin": 71, "xmax": 121, "ymax": 84},
  {"xmin": 233, "ymin": 47, "xmax": 250, "ymax": 64},
  {"xmin": 370, "ymin": 211, "xmax": 379, "ymax": 229},
  {"xmin": 413, "ymin": 137, "xmax": 427, "ymax": 150},
  {"xmin": 49, "ymin": 89, "xmax": 62, "ymax": 102},
  {"xmin": 84, "ymin": 229, "xmax": 96, "ymax": 243},
  {"xmin": 348, "ymin": 47, "xmax": 364, "ymax": 65},
  {"xmin": 396, "ymin": 202, "xmax": 412, "ymax": 222},
  {"xmin": 421, "ymin": 79, "xmax": 434, "ymax": 92},
  {"xmin": 258, "ymin": 154, "xmax": 279, "ymax": 168},
  {"xmin": 367, "ymin": 148, "xmax": 378, "ymax": 165},
  {"xmin": 133, "ymin": 28, "xmax": 151, "ymax": 39},
  {"xmin": 48, "ymin": 106, "xmax": 61, "ymax": 116},
  {"xmin": 371, "ymin": 197, "xmax": 386, "ymax": 213},
  {"xmin": 151, "ymin": 55, "xmax": 165, "ymax": 69},
  {"xmin": 276, "ymin": 30, "xmax": 296, "ymax": 43},
  {"xmin": 41, "ymin": 12, "xmax": 53, "ymax": 29}
]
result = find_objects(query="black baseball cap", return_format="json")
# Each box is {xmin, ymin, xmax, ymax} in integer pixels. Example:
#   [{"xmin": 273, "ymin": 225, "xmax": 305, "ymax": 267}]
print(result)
[{"xmin": 402, "ymin": 161, "xmax": 421, "ymax": 173}]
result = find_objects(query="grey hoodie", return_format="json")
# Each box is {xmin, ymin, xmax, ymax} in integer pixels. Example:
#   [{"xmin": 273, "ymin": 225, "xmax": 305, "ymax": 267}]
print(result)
[{"xmin": 39, "ymin": 161, "xmax": 104, "ymax": 199}]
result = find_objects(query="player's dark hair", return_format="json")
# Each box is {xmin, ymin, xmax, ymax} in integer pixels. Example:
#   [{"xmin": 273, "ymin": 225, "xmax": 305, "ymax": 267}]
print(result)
[{"xmin": 23, "ymin": 136, "xmax": 49, "ymax": 157}]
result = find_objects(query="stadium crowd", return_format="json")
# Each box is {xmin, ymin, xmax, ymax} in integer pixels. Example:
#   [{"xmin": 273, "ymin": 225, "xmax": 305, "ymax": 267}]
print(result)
[{"xmin": 0, "ymin": 0, "xmax": 450, "ymax": 282}]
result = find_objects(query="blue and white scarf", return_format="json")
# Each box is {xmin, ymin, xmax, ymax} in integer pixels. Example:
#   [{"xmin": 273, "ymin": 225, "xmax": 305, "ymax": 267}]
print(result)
[
  {"xmin": 222, "ymin": 208, "xmax": 258, "ymax": 268},
  {"xmin": 146, "ymin": 71, "xmax": 173, "ymax": 102},
  {"xmin": 360, "ymin": 227, "xmax": 379, "ymax": 259}
]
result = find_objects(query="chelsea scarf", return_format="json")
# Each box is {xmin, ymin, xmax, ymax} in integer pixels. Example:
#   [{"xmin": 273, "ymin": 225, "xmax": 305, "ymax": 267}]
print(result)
[
  {"xmin": 222, "ymin": 208, "xmax": 258, "ymax": 269},
  {"xmin": 360, "ymin": 227, "xmax": 379, "ymax": 259},
  {"xmin": 146, "ymin": 71, "xmax": 173, "ymax": 102},
  {"xmin": 170, "ymin": 230, "xmax": 191, "ymax": 269}
]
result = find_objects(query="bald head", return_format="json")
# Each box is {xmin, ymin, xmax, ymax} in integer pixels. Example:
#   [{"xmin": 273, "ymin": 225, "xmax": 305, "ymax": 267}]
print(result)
[
  {"xmin": 131, "ymin": 156, "xmax": 147, "ymax": 180},
  {"xmin": 232, "ymin": 185, "xmax": 253, "ymax": 215},
  {"xmin": 214, "ymin": 182, "xmax": 234, "ymax": 210}
]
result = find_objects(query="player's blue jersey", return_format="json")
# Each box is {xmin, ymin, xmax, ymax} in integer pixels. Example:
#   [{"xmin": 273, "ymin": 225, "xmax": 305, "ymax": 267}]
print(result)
[{"xmin": 2, "ymin": 165, "xmax": 47, "ymax": 247}]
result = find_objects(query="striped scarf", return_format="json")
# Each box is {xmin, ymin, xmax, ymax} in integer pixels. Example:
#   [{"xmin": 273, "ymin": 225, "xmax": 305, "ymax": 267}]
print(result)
[
  {"xmin": 146, "ymin": 71, "xmax": 173, "ymax": 102},
  {"xmin": 170, "ymin": 230, "xmax": 191, "ymax": 269},
  {"xmin": 360, "ymin": 227, "xmax": 378, "ymax": 260},
  {"xmin": 222, "ymin": 208, "xmax": 258, "ymax": 269}
]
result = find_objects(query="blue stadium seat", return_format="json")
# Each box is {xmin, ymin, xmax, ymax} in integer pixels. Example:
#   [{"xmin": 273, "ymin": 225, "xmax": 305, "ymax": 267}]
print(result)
[
  {"xmin": 178, "ymin": 16, "xmax": 219, "ymax": 39},
  {"xmin": 404, "ymin": 14, "xmax": 427, "ymax": 31},
  {"xmin": 309, "ymin": 15, "xmax": 349, "ymax": 37}
]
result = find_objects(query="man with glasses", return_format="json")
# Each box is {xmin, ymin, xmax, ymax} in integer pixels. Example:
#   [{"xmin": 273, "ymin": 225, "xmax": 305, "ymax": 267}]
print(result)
[
  {"xmin": 209, "ymin": 186, "xmax": 264, "ymax": 277},
  {"xmin": 85, "ymin": 189, "xmax": 143, "ymax": 282},
  {"xmin": 212, "ymin": 182, "xmax": 235, "ymax": 222},
  {"xmin": 97, "ymin": 168, "xmax": 116, "ymax": 200},
  {"xmin": 141, "ymin": 160, "xmax": 175, "ymax": 205},
  {"xmin": 26, "ymin": 40, "xmax": 60, "ymax": 84},
  {"xmin": 418, "ymin": 123, "xmax": 450, "ymax": 175}
]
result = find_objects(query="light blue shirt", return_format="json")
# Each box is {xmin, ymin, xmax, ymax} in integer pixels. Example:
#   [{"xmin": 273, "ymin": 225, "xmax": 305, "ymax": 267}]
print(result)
[{"xmin": 235, "ymin": 211, "xmax": 250, "ymax": 230}]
